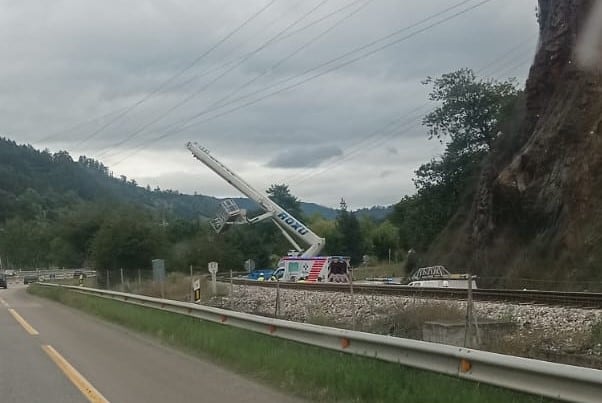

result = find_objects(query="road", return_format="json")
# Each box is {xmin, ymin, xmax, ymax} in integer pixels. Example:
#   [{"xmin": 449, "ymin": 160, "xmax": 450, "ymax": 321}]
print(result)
[{"xmin": 0, "ymin": 284, "xmax": 303, "ymax": 402}]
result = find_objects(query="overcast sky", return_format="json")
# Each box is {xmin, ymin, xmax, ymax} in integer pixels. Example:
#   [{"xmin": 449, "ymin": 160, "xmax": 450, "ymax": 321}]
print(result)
[{"xmin": 0, "ymin": 0, "xmax": 539, "ymax": 209}]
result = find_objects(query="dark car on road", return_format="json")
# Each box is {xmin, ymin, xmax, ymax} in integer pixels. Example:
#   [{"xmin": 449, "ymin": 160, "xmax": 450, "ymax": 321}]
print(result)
[
  {"xmin": 23, "ymin": 274, "xmax": 38, "ymax": 285},
  {"xmin": 0, "ymin": 274, "xmax": 7, "ymax": 289},
  {"xmin": 73, "ymin": 270, "xmax": 86, "ymax": 279}
]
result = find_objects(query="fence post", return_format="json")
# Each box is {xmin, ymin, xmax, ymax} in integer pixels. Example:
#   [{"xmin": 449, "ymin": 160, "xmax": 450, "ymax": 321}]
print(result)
[
  {"xmin": 350, "ymin": 268, "xmax": 356, "ymax": 330},
  {"xmin": 274, "ymin": 279, "xmax": 281, "ymax": 318},
  {"xmin": 106, "ymin": 270, "xmax": 110, "ymax": 290}
]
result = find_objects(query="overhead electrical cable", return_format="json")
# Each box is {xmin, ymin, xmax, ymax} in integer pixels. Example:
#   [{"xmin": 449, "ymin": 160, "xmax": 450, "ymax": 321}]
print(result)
[
  {"xmin": 118, "ymin": 0, "xmax": 368, "ymax": 111},
  {"xmin": 101, "ymin": 0, "xmax": 373, "ymax": 162},
  {"xmin": 288, "ymin": 50, "xmax": 537, "ymax": 187},
  {"xmin": 276, "ymin": 31, "xmax": 540, "ymax": 187},
  {"xmin": 61, "ymin": 0, "xmax": 279, "ymax": 149},
  {"xmin": 147, "ymin": 0, "xmax": 480, "ymax": 136},
  {"xmin": 36, "ymin": 107, "xmax": 129, "ymax": 144},
  {"xmin": 475, "ymin": 33, "xmax": 537, "ymax": 76},
  {"xmin": 157, "ymin": 0, "xmax": 376, "ymax": 138},
  {"xmin": 95, "ymin": 0, "xmax": 331, "ymax": 160},
  {"xmin": 106, "ymin": 0, "xmax": 494, "ymax": 165}
]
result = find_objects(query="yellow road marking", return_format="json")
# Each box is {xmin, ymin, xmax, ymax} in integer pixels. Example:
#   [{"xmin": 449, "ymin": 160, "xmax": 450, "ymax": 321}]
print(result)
[
  {"xmin": 9, "ymin": 309, "xmax": 39, "ymax": 335},
  {"xmin": 42, "ymin": 345, "xmax": 109, "ymax": 403},
  {"xmin": 0, "ymin": 297, "xmax": 9, "ymax": 307}
]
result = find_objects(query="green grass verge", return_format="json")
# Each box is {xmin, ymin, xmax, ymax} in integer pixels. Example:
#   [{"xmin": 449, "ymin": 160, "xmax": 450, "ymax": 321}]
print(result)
[
  {"xmin": 352, "ymin": 263, "xmax": 406, "ymax": 280},
  {"xmin": 28, "ymin": 285, "xmax": 556, "ymax": 403}
]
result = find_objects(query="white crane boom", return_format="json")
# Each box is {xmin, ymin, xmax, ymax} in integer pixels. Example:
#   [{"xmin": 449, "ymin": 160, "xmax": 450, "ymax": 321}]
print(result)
[{"xmin": 186, "ymin": 142, "xmax": 325, "ymax": 258}]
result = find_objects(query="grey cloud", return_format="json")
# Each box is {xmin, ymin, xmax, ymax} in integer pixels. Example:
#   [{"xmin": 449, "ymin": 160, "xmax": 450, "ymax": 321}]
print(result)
[{"xmin": 267, "ymin": 145, "xmax": 343, "ymax": 168}]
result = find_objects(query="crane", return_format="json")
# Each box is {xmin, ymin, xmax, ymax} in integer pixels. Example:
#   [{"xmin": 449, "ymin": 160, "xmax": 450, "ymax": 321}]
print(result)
[{"xmin": 186, "ymin": 142, "xmax": 325, "ymax": 258}]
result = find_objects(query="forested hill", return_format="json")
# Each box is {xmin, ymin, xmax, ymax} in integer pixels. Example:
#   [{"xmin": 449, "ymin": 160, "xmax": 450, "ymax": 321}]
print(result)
[
  {"xmin": 0, "ymin": 137, "xmax": 224, "ymax": 221},
  {"xmin": 0, "ymin": 137, "xmax": 347, "ymax": 221}
]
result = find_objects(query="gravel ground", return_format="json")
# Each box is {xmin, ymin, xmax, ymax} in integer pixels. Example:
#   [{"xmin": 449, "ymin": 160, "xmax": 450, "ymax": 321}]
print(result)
[{"xmin": 210, "ymin": 284, "xmax": 602, "ymax": 364}]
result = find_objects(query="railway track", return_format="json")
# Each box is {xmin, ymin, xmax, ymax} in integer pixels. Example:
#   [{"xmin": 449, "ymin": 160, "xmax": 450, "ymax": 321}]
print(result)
[{"xmin": 230, "ymin": 279, "xmax": 602, "ymax": 308}]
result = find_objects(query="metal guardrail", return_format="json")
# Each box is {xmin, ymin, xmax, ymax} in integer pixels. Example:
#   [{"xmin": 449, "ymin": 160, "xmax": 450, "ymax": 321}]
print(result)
[
  {"xmin": 38, "ymin": 284, "xmax": 602, "ymax": 403},
  {"xmin": 15, "ymin": 269, "xmax": 97, "ymax": 278}
]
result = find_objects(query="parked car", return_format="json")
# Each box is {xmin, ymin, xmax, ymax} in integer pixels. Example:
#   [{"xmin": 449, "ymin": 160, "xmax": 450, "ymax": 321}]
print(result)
[
  {"xmin": 247, "ymin": 269, "xmax": 274, "ymax": 280},
  {"xmin": 73, "ymin": 270, "xmax": 86, "ymax": 279},
  {"xmin": 0, "ymin": 274, "xmax": 7, "ymax": 289},
  {"xmin": 23, "ymin": 275, "xmax": 39, "ymax": 285}
]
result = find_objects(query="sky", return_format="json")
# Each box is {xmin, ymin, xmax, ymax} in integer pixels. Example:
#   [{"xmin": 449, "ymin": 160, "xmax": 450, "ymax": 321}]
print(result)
[{"xmin": 0, "ymin": 0, "xmax": 539, "ymax": 209}]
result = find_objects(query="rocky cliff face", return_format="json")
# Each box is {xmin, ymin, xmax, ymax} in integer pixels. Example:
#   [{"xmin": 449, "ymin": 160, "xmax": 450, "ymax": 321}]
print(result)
[{"xmin": 437, "ymin": 0, "xmax": 602, "ymax": 284}]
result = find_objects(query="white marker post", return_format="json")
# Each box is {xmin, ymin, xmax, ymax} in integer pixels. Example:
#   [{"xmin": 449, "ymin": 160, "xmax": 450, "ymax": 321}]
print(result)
[
  {"xmin": 208, "ymin": 261, "xmax": 218, "ymax": 295},
  {"xmin": 193, "ymin": 278, "xmax": 201, "ymax": 303}
]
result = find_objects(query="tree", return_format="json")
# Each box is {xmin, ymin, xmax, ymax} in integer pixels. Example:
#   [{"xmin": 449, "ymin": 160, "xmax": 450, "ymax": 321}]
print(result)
[
  {"xmin": 90, "ymin": 209, "xmax": 166, "ymax": 271},
  {"xmin": 418, "ymin": 69, "xmax": 519, "ymax": 193},
  {"xmin": 266, "ymin": 184, "xmax": 302, "ymax": 218},
  {"xmin": 372, "ymin": 220, "xmax": 400, "ymax": 261},
  {"xmin": 391, "ymin": 69, "xmax": 521, "ymax": 250},
  {"xmin": 422, "ymin": 68, "xmax": 519, "ymax": 153},
  {"xmin": 0, "ymin": 217, "xmax": 51, "ymax": 268},
  {"xmin": 334, "ymin": 199, "xmax": 364, "ymax": 265}
]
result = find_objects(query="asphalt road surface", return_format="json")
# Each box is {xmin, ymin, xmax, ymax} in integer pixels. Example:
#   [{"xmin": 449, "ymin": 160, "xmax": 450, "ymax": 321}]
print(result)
[{"xmin": 0, "ymin": 284, "xmax": 303, "ymax": 402}]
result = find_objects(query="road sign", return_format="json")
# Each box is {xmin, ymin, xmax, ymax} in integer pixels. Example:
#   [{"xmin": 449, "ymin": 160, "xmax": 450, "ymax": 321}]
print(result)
[
  {"xmin": 208, "ymin": 261, "xmax": 218, "ymax": 295},
  {"xmin": 193, "ymin": 279, "xmax": 201, "ymax": 303},
  {"xmin": 244, "ymin": 259, "xmax": 255, "ymax": 272},
  {"xmin": 152, "ymin": 259, "xmax": 166, "ymax": 282}
]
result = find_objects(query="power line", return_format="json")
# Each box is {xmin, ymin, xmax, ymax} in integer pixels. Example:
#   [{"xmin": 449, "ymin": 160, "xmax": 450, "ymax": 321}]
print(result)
[
  {"xmin": 276, "ymin": 33, "xmax": 540, "ymax": 188},
  {"xmin": 35, "ymin": 107, "xmax": 129, "ymax": 144},
  {"xmin": 158, "ymin": 0, "xmax": 480, "ymax": 134},
  {"xmin": 65, "ymin": 0, "xmax": 278, "ymax": 149},
  {"xmin": 180, "ymin": 0, "xmax": 376, "ymax": 132},
  {"xmin": 475, "ymin": 34, "xmax": 537, "ymax": 75},
  {"xmin": 106, "ymin": 0, "xmax": 535, "ymax": 205},
  {"xmin": 288, "ymin": 51, "xmax": 537, "ymax": 187},
  {"xmin": 95, "ymin": 0, "xmax": 332, "ymax": 160},
  {"xmin": 127, "ymin": 0, "xmax": 375, "ymax": 145},
  {"xmin": 101, "ymin": 0, "xmax": 479, "ymax": 163},
  {"xmin": 113, "ymin": 0, "xmax": 366, "ymax": 116},
  {"xmin": 107, "ymin": 0, "xmax": 494, "ymax": 165},
  {"xmin": 486, "ymin": 51, "xmax": 534, "ymax": 78},
  {"xmin": 289, "ymin": 107, "xmax": 429, "ymax": 186}
]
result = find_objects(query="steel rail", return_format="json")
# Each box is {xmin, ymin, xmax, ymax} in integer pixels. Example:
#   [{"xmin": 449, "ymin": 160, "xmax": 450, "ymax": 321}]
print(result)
[
  {"xmin": 230, "ymin": 279, "xmax": 602, "ymax": 308},
  {"xmin": 38, "ymin": 283, "xmax": 602, "ymax": 402}
]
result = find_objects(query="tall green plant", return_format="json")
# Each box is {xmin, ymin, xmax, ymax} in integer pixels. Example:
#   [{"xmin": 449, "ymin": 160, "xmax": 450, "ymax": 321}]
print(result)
[{"xmin": 391, "ymin": 69, "xmax": 521, "ymax": 250}]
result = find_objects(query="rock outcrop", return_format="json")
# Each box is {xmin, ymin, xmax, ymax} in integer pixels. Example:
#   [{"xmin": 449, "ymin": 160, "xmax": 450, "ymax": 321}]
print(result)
[{"xmin": 437, "ymin": 0, "xmax": 602, "ymax": 284}]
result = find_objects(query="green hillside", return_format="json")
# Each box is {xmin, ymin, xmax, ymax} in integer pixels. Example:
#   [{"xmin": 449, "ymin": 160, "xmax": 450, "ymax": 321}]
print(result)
[{"xmin": 0, "ymin": 137, "xmax": 399, "ymax": 272}]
